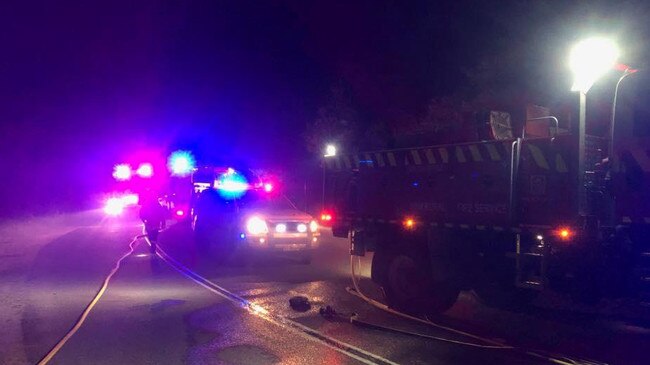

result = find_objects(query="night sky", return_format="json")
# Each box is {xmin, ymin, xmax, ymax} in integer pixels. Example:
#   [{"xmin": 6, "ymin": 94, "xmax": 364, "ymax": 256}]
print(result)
[{"xmin": 1, "ymin": 0, "xmax": 649, "ymax": 215}]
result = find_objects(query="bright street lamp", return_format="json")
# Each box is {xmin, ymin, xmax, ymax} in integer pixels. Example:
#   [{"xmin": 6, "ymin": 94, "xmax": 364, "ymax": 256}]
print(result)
[
  {"xmin": 324, "ymin": 144, "xmax": 337, "ymax": 157},
  {"xmin": 570, "ymin": 37, "xmax": 619, "ymax": 94},
  {"xmin": 569, "ymin": 37, "xmax": 618, "ymax": 215},
  {"xmin": 322, "ymin": 144, "xmax": 337, "ymax": 211}
]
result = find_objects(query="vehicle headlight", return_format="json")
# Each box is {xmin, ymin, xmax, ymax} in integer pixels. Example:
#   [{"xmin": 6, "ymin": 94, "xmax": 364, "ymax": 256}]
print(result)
[
  {"xmin": 309, "ymin": 220, "xmax": 318, "ymax": 233},
  {"xmin": 246, "ymin": 216, "xmax": 268, "ymax": 235},
  {"xmin": 297, "ymin": 223, "xmax": 307, "ymax": 233},
  {"xmin": 275, "ymin": 223, "xmax": 287, "ymax": 233}
]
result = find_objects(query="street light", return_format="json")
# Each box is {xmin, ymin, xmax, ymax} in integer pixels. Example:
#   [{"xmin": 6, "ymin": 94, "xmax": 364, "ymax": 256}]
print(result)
[
  {"xmin": 324, "ymin": 144, "xmax": 337, "ymax": 157},
  {"xmin": 569, "ymin": 37, "xmax": 619, "ymax": 215},
  {"xmin": 322, "ymin": 144, "xmax": 337, "ymax": 211},
  {"xmin": 570, "ymin": 37, "xmax": 619, "ymax": 94}
]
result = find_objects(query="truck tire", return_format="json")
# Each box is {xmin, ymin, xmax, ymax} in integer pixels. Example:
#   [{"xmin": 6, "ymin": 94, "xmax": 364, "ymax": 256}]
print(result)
[{"xmin": 380, "ymin": 250, "xmax": 459, "ymax": 316}]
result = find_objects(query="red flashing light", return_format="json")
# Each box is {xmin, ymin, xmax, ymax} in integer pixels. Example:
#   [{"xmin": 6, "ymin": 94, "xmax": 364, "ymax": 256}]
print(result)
[
  {"xmin": 175, "ymin": 210, "xmax": 185, "ymax": 217},
  {"xmin": 403, "ymin": 217, "xmax": 416, "ymax": 230},
  {"xmin": 554, "ymin": 227, "xmax": 575, "ymax": 241},
  {"xmin": 264, "ymin": 183, "xmax": 273, "ymax": 193}
]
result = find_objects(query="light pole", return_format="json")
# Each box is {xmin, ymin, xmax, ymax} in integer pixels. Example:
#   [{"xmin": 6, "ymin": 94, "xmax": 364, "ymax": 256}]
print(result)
[
  {"xmin": 569, "ymin": 37, "xmax": 619, "ymax": 215},
  {"xmin": 322, "ymin": 144, "xmax": 336, "ymax": 211}
]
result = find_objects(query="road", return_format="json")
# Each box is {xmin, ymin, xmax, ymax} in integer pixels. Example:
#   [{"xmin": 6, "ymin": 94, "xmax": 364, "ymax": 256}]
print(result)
[{"xmin": 1, "ymin": 209, "xmax": 648, "ymax": 365}]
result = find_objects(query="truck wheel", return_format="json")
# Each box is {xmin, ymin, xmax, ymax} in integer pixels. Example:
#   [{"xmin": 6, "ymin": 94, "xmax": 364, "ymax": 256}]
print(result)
[{"xmin": 383, "ymin": 251, "xmax": 459, "ymax": 316}]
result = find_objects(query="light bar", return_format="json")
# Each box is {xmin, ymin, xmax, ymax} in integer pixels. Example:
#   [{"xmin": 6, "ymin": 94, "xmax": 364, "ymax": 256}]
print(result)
[{"xmin": 112, "ymin": 164, "xmax": 132, "ymax": 181}]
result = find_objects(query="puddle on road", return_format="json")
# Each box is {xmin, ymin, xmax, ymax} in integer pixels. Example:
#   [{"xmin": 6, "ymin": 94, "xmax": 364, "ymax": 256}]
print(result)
[
  {"xmin": 150, "ymin": 299, "xmax": 186, "ymax": 312},
  {"xmin": 215, "ymin": 344, "xmax": 280, "ymax": 365}
]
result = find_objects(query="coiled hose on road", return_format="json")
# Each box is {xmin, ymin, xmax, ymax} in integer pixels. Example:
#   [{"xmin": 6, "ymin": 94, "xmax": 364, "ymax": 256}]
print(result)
[{"xmin": 347, "ymin": 255, "xmax": 598, "ymax": 365}]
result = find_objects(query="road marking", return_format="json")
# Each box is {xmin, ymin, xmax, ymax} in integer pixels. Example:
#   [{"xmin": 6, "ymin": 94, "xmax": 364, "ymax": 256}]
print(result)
[{"xmin": 156, "ymin": 246, "xmax": 398, "ymax": 365}]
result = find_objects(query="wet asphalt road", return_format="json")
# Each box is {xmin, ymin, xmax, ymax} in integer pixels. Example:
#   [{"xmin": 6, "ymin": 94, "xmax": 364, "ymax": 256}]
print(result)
[{"xmin": 2, "ymin": 210, "xmax": 649, "ymax": 364}]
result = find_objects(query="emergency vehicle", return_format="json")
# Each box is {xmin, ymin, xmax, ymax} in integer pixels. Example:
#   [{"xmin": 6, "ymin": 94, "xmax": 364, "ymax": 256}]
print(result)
[
  {"xmin": 324, "ymin": 71, "xmax": 650, "ymax": 315},
  {"xmin": 191, "ymin": 167, "xmax": 319, "ymax": 263}
]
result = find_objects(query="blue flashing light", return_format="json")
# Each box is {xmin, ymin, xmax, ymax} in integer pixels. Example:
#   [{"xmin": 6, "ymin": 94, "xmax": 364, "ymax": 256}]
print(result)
[
  {"xmin": 239, "ymin": 233, "xmax": 246, "ymax": 239},
  {"xmin": 215, "ymin": 170, "xmax": 249, "ymax": 199},
  {"xmin": 168, "ymin": 150, "xmax": 196, "ymax": 176},
  {"xmin": 412, "ymin": 181, "xmax": 419, "ymax": 187}
]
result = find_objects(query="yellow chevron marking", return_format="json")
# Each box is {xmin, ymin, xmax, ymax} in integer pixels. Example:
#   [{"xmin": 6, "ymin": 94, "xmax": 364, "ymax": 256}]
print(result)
[
  {"xmin": 460, "ymin": 224, "xmax": 470, "ymax": 229},
  {"xmin": 528, "ymin": 144, "xmax": 550, "ymax": 170},
  {"xmin": 404, "ymin": 154, "xmax": 410, "ymax": 166},
  {"xmin": 375, "ymin": 153, "xmax": 385, "ymax": 167},
  {"xmin": 343, "ymin": 156, "xmax": 352, "ymax": 169},
  {"xmin": 468, "ymin": 145, "xmax": 483, "ymax": 162},
  {"xmin": 555, "ymin": 154, "xmax": 568, "ymax": 173},
  {"xmin": 387, "ymin": 152, "xmax": 397, "ymax": 166},
  {"xmin": 444, "ymin": 223, "xmax": 454, "ymax": 228},
  {"xmin": 455, "ymin": 147, "xmax": 467, "ymax": 163},
  {"xmin": 411, "ymin": 150, "xmax": 422, "ymax": 165},
  {"xmin": 485, "ymin": 144, "xmax": 501, "ymax": 161},
  {"xmin": 476, "ymin": 225, "xmax": 486, "ymax": 230},
  {"xmin": 425, "ymin": 149, "xmax": 436, "ymax": 164},
  {"xmin": 352, "ymin": 155, "xmax": 360, "ymax": 168},
  {"xmin": 493, "ymin": 226, "xmax": 504, "ymax": 231},
  {"xmin": 438, "ymin": 148, "xmax": 449, "ymax": 163},
  {"xmin": 363, "ymin": 153, "xmax": 373, "ymax": 168}
]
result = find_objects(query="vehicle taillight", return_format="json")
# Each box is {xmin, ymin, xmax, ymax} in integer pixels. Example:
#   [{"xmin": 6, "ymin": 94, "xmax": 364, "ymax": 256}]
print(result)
[
  {"xmin": 136, "ymin": 163, "xmax": 153, "ymax": 178},
  {"xmin": 320, "ymin": 212, "xmax": 332, "ymax": 222},
  {"xmin": 113, "ymin": 164, "xmax": 132, "ymax": 181}
]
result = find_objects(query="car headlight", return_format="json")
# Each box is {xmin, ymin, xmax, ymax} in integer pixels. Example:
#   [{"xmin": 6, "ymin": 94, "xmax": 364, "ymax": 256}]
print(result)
[
  {"xmin": 275, "ymin": 223, "xmax": 287, "ymax": 233},
  {"xmin": 309, "ymin": 220, "xmax": 318, "ymax": 233},
  {"xmin": 246, "ymin": 216, "xmax": 268, "ymax": 235},
  {"xmin": 297, "ymin": 223, "xmax": 307, "ymax": 233}
]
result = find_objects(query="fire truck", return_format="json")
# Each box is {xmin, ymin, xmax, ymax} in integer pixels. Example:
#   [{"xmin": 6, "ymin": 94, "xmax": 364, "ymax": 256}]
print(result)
[{"xmin": 324, "ymin": 72, "xmax": 650, "ymax": 315}]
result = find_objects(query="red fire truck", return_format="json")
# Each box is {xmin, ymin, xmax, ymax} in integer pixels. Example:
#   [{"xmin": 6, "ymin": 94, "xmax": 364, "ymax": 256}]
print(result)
[{"xmin": 324, "ymin": 73, "xmax": 650, "ymax": 315}]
